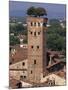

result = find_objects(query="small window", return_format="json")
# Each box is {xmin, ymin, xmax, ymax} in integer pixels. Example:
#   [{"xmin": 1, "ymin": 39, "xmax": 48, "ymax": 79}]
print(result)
[
  {"xmin": 38, "ymin": 22, "xmax": 40, "ymax": 26},
  {"xmin": 34, "ymin": 22, "xmax": 36, "ymax": 26},
  {"xmin": 24, "ymin": 76, "xmax": 26, "ymax": 78},
  {"xmin": 22, "ymin": 62, "xmax": 25, "ymax": 66},
  {"xmin": 30, "ymin": 31, "xmax": 32, "ymax": 34},
  {"xmin": 31, "ymin": 22, "xmax": 33, "ymax": 26},
  {"xmin": 34, "ymin": 32, "xmax": 36, "ymax": 36},
  {"xmin": 20, "ymin": 75, "xmax": 23, "ymax": 79},
  {"xmin": 31, "ymin": 70, "xmax": 33, "ymax": 74},
  {"xmin": 37, "ymin": 46, "xmax": 39, "ymax": 49},
  {"xmin": 38, "ymin": 32, "xmax": 40, "ymax": 35},
  {"xmin": 31, "ymin": 45, "xmax": 33, "ymax": 49},
  {"xmin": 34, "ymin": 60, "xmax": 36, "ymax": 64}
]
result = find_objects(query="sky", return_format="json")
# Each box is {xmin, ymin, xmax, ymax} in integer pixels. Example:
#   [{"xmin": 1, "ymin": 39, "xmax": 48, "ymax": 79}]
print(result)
[{"xmin": 9, "ymin": 1, "xmax": 66, "ymax": 19}]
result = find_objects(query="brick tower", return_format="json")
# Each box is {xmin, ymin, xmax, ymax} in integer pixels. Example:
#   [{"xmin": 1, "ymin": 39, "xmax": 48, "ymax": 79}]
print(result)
[{"xmin": 27, "ymin": 16, "xmax": 48, "ymax": 83}]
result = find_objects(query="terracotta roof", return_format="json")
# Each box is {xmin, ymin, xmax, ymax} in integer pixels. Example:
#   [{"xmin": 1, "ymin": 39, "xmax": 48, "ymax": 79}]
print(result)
[
  {"xmin": 10, "ymin": 46, "xmax": 65, "ymax": 65},
  {"xmin": 9, "ymin": 45, "xmax": 28, "ymax": 64}
]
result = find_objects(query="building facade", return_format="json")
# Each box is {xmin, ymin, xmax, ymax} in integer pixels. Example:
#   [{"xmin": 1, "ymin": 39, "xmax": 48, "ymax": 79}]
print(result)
[{"xmin": 27, "ymin": 16, "xmax": 48, "ymax": 83}]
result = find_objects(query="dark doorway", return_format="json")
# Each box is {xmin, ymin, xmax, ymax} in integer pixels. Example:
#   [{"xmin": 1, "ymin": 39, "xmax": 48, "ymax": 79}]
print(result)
[{"xmin": 16, "ymin": 82, "xmax": 22, "ymax": 88}]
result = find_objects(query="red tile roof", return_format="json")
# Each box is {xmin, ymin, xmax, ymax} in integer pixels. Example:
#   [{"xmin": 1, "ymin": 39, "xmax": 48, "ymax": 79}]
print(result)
[{"xmin": 10, "ymin": 45, "xmax": 27, "ymax": 64}]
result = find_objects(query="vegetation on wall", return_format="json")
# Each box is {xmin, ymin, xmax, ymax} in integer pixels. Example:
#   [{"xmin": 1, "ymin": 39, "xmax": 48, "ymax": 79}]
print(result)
[{"xmin": 27, "ymin": 6, "xmax": 47, "ymax": 17}]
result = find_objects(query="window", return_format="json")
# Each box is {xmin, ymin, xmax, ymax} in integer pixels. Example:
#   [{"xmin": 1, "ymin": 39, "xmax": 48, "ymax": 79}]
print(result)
[
  {"xmin": 38, "ymin": 32, "xmax": 40, "ymax": 35},
  {"xmin": 34, "ymin": 22, "xmax": 36, "ymax": 26},
  {"xmin": 20, "ymin": 75, "xmax": 23, "ymax": 79},
  {"xmin": 31, "ymin": 22, "xmax": 33, "ymax": 26},
  {"xmin": 22, "ymin": 62, "xmax": 25, "ymax": 66},
  {"xmin": 34, "ymin": 60, "xmax": 36, "ymax": 64},
  {"xmin": 24, "ymin": 76, "xmax": 26, "ymax": 78},
  {"xmin": 31, "ymin": 45, "xmax": 33, "ymax": 49},
  {"xmin": 38, "ymin": 22, "xmax": 40, "ymax": 26},
  {"xmin": 30, "ymin": 31, "xmax": 32, "ymax": 34},
  {"xmin": 31, "ymin": 70, "xmax": 33, "ymax": 74},
  {"xmin": 20, "ymin": 75, "xmax": 23, "ymax": 80},
  {"xmin": 34, "ymin": 32, "xmax": 36, "ymax": 36},
  {"xmin": 37, "ymin": 46, "xmax": 39, "ymax": 49},
  {"xmin": 20, "ymin": 75, "xmax": 26, "ymax": 79}
]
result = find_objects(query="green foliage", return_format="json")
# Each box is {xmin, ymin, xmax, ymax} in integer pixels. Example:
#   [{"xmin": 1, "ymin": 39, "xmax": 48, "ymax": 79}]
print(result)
[
  {"xmin": 36, "ymin": 7, "xmax": 47, "ymax": 17},
  {"xmin": 27, "ymin": 6, "xmax": 47, "ymax": 17},
  {"xmin": 27, "ymin": 6, "xmax": 35, "ymax": 16},
  {"xmin": 46, "ymin": 19, "xmax": 66, "ymax": 52},
  {"xmin": 10, "ymin": 36, "xmax": 20, "ymax": 46},
  {"xmin": 10, "ymin": 23, "xmax": 27, "ymax": 36}
]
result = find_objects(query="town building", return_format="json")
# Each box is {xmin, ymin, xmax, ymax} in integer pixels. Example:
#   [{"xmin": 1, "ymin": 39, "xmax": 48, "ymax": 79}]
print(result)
[{"xmin": 9, "ymin": 16, "xmax": 66, "ymax": 88}]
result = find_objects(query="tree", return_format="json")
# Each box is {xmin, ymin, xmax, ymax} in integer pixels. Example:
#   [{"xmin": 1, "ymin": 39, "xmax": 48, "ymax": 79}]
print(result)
[
  {"xmin": 36, "ymin": 7, "xmax": 47, "ymax": 17},
  {"xmin": 27, "ymin": 6, "xmax": 36, "ymax": 16},
  {"xmin": 46, "ymin": 19, "xmax": 66, "ymax": 52},
  {"xmin": 10, "ymin": 36, "xmax": 20, "ymax": 46},
  {"xmin": 27, "ymin": 6, "xmax": 47, "ymax": 17},
  {"xmin": 10, "ymin": 23, "xmax": 27, "ymax": 36}
]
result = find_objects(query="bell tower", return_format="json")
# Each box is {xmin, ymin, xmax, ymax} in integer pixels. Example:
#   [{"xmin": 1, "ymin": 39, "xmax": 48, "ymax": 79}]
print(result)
[{"xmin": 27, "ymin": 16, "xmax": 48, "ymax": 83}]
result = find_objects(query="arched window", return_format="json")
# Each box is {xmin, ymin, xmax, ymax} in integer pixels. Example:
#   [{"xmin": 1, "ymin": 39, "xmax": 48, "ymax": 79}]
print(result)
[
  {"xmin": 30, "ymin": 31, "xmax": 32, "ymax": 35},
  {"xmin": 34, "ymin": 32, "xmax": 36, "ymax": 36},
  {"xmin": 31, "ymin": 70, "xmax": 33, "ymax": 74},
  {"xmin": 37, "ymin": 46, "xmax": 39, "ymax": 49},
  {"xmin": 31, "ymin": 45, "xmax": 33, "ymax": 49},
  {"xmin": 22, "ymin": 62, "xmax": 25, "ymax": 66},
  {"xmin": 31, "ymin": 22, "xmax": 33, "ymax": 26},
  {"xmin": 38, "ymin": 32, "xmax": 40, "ymax": 35},
  {"xmin": 34, "ymin": 60, "xmax": 36, "ymax": 64},
  {"xmin": 24, "ymin": 76, "xmax": 26, "ymax": 78},
  {"xmin": 38, "ymin": 22, "xmax": 40, "ymax": 26},
  {"xmin": 34, "ymin": 22, "xmax": 36, "ymax": 26}
]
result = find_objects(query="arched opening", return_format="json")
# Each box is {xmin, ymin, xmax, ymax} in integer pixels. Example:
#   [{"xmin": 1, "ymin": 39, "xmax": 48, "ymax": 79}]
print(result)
[{"xmin": 16, "ymin": 82, "xmax": 22, "ymax": 88}]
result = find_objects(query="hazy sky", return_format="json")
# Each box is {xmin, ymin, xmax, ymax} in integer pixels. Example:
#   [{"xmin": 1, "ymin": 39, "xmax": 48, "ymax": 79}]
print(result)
[{"xmin": 9, "ymin": 1, "xmax": 66, "ymax": 19}]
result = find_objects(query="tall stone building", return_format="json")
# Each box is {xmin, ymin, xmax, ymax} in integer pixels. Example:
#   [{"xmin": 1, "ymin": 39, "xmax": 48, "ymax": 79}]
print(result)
[{"xmin": 27, "ymin": 16, "xmax": 48, "ymax": 83}]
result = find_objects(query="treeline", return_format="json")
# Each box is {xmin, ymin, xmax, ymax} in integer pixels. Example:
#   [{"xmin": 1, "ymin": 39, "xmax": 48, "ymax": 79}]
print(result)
[
  {"xmin": 46, "ymin": 19, "xmax": 66, "ymax": 52},
  {"xmin": 10, "ymin": 23, "xmax": 27, "ymax": 35},
  {"xmin": 9, "ymin": 19, "xmax": 66, "ymax": 53},
  {"xmin": 10, "ymin": 23, "xmax": 27, "ymax": 45}
]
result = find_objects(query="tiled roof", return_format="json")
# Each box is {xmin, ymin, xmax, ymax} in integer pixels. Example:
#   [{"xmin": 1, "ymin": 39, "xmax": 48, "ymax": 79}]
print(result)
[{"xmin": 10, "ymin": 45, "xmax": 28, "ymax": 64}]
